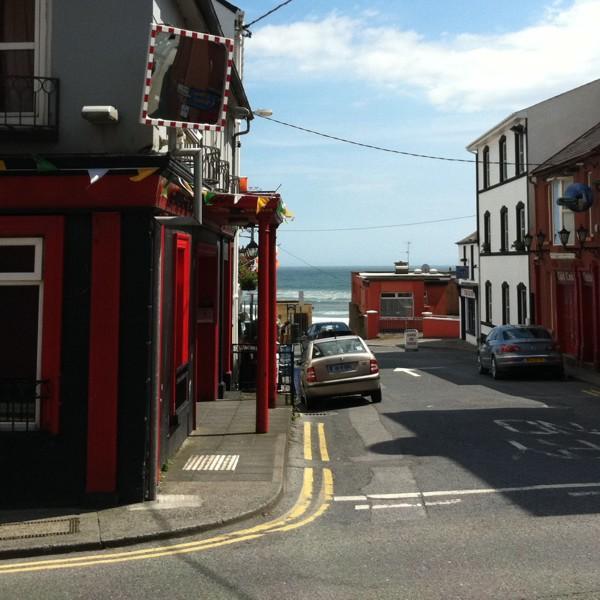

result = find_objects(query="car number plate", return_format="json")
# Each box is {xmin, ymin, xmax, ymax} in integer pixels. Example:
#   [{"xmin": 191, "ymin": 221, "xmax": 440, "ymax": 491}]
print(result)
[
  {"xmin": 526, "ymin": 357, "xmax": 546, "ymax": 363},
  {"xmin": 328, "ymin": 363, "xmax": 355, "ymax": 373}
]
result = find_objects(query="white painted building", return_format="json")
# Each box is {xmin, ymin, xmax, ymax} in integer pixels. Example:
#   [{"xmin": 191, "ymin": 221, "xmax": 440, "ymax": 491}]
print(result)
[
  {"xmin": 467, "ymin": 79, "xmax": 600, "ymax": 337},
  {"xmin": 455, "ymin": 231, "xmax": 479, "ymax": 345}
]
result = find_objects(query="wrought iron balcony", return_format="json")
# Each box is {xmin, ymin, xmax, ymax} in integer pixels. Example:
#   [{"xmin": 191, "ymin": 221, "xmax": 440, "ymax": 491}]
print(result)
[
  {"xmin": 0, "ymin": 76, "xmax": 59, "ymax": 141},
  {"xmin": 179, "ymin": 141, "xmax": 232, "ymax": 193},
  {"xmin": 0, "ymin": 379, "xmax": 48, "ymax": 432}
]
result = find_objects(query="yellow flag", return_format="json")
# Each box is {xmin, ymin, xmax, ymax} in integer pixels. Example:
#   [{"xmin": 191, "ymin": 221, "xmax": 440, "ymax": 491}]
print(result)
[
  {"xmin": 130, "ymin": 167, "xmax": 159, "ymax": 182},
  {"xmin": 256, "ymin": 196, "xmax": 269, "ymax": 214}
]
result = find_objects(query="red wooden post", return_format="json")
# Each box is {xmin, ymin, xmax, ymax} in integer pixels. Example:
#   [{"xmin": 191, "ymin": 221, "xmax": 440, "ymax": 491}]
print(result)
[
  {"xmin": 223, "ymin": 241, "xmax": 234, "ymax": 388},
  {"xmin": 256, "ymin": 216, "xmax": 270, "ymax": 433},
  {"xmin": 269, "ymin": 225, "xmax": 278, "ymax": 408}
]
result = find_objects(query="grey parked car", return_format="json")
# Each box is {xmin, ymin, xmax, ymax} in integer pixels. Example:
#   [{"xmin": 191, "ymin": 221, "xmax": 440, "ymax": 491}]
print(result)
[
  {"xmin": 298, "ymin": 335, "xmax": 381, "ymax": 410},
  {"xmin": 477, "ymin": 325, "xmax": 563, "ymax": 380}
]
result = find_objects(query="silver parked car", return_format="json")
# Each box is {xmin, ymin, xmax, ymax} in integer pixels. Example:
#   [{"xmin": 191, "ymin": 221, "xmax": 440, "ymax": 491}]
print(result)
[
  {"xmin": 298, "ymin": 335, "xmax": 381, "ymax": 410},
  {"xmin": 477, "ymin": 325, "xmax": 563, "ymax": 380}
]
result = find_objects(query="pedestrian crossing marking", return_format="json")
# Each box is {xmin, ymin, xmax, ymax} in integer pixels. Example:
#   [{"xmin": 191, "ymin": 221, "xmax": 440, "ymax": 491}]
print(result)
[{"xmin": 182, "ymin": 454, "xmax": 240, "ymax": 471}]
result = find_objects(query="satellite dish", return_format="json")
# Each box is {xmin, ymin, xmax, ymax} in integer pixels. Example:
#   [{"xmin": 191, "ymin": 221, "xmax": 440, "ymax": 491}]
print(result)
[
  {"xmin": 557, "ymin": 183, "xmax": 594, "ymax": 212},
  {"xmin": 421, "ymin": 263, "xmax": 430, "ymax": 273}
]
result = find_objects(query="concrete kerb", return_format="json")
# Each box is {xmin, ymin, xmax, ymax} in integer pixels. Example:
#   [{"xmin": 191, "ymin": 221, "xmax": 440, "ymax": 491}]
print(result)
[{"xmin": 0, "ymin": 407, "xmax": 293, "ymax": 560}]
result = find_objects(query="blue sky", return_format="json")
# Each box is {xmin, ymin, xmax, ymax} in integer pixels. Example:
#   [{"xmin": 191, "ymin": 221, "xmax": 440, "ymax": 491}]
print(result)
[{"xmin": 238, "ymin": 0, "xmax": 600, "ymax": 267}]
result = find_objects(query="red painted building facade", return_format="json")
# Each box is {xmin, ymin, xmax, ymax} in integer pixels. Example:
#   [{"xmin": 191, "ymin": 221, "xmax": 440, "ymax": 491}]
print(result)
[
  {"xmin": 530, "ymin": 122, "xmax": 600, "ymax": 371},
  {"xmin": 349, "ymin": 264, "xmax": 459, "ymax": 339}
]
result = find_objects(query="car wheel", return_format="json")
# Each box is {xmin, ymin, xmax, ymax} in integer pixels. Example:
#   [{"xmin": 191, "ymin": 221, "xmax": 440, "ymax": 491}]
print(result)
[
  {"xmin": 477, "ymin": 353, "xmax": 488, "ymax": 374},
  {"xmin": 371, "ymin": 389, "xmax": 382, "ymax": 403},
  {"xmin": 491, "ymin": 356, "xmax": 503, "ymax": 380}
]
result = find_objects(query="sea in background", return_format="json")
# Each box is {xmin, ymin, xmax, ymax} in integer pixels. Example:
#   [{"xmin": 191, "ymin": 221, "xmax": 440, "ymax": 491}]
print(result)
[{"xmin": 277, "ymin": 265, "xmax": 451, "ymax": 324}]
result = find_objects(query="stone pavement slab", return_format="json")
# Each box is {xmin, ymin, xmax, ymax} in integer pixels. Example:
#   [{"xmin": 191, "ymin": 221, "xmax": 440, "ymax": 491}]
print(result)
[{"xmin": 0, "ymin": 400, "xmax": 292, "ymax": 558}]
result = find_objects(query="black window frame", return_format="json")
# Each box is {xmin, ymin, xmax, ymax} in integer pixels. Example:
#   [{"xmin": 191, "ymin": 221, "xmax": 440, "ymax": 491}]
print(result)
[
  {"xmin": 514, "ymin": 130, "xmax": 525, "ymax": 175},
  {"xmin": 501, "ymin": 281, "xmax": 510, "ymax": 325},
  {"xmin": 485, "ymin": 280, "xmax": 492, "ymax": 323},
  {"xmin": 500, "ymin": 206, "xmax": 508, "ymax": 252},
  {"xmin": 499, "ymin": 135, "xmax": 507, "ymax": 182},
  {"xmin": 482, "ymin": 146, "xmax": 490, "ymax": 189},
  {"xmin": 517, "ymin": 283, "xmax": 527, "ymax": 325},
  {"xmin": 483, "ymin": 211, "xmax": 491, "ymax": 253}
]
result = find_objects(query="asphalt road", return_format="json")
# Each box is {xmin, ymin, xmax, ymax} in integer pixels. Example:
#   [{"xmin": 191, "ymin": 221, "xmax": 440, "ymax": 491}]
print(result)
[{"xmin": 4, "ymin": 341, "xmax": 600, "ymax": 599}]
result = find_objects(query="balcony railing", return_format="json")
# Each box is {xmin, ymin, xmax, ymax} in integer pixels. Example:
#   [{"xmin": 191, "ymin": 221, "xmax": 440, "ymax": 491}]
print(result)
[
  {"xmin": 0, "ymin": 379, "xmax": 48, "ymax": 432},
  {"xmin": 0, "ymin": 76, "xmax": 59, "ymax": 141},
  {"xmin": 181, "ymin": 131, "xmax": 232, "ymax": 192}
]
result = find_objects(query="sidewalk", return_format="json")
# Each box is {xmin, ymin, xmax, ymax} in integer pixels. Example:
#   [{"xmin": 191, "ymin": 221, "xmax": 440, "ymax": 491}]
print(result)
[{"xmin": 0, "ymin": 399, "xmax": 292, "ymax": 559}]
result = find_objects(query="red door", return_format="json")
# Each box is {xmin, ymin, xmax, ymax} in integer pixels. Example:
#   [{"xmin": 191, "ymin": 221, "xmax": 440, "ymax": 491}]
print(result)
[
  {"xmin": 581, "ymin": 282, "xmax": 594, "ymax": 363},
  {"xmin": 556, "ymin": 282, "xmax": 577, "ymax": 356}
]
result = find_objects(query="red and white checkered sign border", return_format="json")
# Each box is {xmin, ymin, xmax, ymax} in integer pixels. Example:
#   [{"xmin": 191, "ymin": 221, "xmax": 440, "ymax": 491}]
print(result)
[{"xmin": 140, "ymin": 23, "xmax": 234, "ymax": 132}]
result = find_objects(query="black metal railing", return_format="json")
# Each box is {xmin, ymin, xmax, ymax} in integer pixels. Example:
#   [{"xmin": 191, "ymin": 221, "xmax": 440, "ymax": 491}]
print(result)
[
  {"xmin": 180, "ymin": 139, "xmax": 232, "ymax": 193},
  {"xmin": 277, "ymin": 344, "xmax": 296, "ymax": 405},
  {"xmin": 0, "ymin": 76, "xmax": 59, "ymax": 141},
  {"xmin": 0, "ymin": 379, "xmax": 48, "ymax": 432},
  {"xmin": 232, "ymin": 343, "xmax": 258, "ymax": 392}
]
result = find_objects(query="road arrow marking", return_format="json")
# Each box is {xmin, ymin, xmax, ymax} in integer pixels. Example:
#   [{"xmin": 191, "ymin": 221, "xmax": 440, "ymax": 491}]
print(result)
[{"xmin": 393, "ymin": 368, "xmax": 420, "ymax": 377}]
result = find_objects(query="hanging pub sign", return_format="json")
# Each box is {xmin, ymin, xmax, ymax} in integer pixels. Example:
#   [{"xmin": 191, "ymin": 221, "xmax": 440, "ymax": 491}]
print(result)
[
  {"xmin": 557, "ymin": 183, "xmax": 594, "ymax": 212},
  {"xmin": 140, "ymin": 24, "xmax": 234, "ymax": 132}
]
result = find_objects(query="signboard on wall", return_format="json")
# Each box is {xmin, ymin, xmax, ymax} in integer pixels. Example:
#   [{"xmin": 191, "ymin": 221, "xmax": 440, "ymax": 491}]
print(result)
[{"xmin": 140, "ymin": 24, "xmax": 234, "ymax": 132}]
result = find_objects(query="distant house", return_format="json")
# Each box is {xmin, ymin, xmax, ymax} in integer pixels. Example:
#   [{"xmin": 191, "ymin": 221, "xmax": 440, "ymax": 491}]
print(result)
[
  {"xmin": 530, "ymin": 121, "xmax": 600, "ymax": 370},
  {"xmin": 455, "ymin": 231, "xmax": 479, "ymax": 345},
  {"xmin": 349, "ymin": 262, "xmax": 459, "ymax": 339},
  {"xmin": 467, "ymin": 79, "xmax": 600, "ymax": 339}
]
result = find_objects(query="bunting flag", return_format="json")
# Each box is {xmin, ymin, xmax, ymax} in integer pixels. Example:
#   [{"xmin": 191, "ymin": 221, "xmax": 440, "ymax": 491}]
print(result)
[
  {"xmin": 256, "ymin": 196, "xmax": 269, "ymax": 214},
  {"xmin": 160, "ymin": 176, "xmax": 169, "ymax": 199},
  {"xmin": 203, "ymin": 190, "xmax": 217, "ymax": 206},
  {"xmin": 130, "ymin": 167, "xmax": 159, "ymax": 182},
  {"xmin": 34, "ymin": 155, "xmax": 58, "ymax": 172},
  {"xmin": 0, "ymin": 160, "xmax": 6, "ymax": 171},
  {"xmin": 178, "ymin": 176, "xmax": 194, "ymax": 197},
  {"xmin": 276, "ymin": 201, "xmax": 295, "ymax": 220},
  {"xmin": 88, "ymin": 168, "xmax": 109, "ymax": 185}
]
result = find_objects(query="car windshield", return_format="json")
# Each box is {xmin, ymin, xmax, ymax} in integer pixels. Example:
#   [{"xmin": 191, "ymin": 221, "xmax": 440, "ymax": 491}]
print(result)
[
  {"xmin": 316, "ymin": 323, "xmax": 349, "ymax": 333},
  {"xmin": 313, "ymin": 338, "xmax": 366, "ymax": 357},
  {"xmin": 503, "ymin": 327, "xmax": 551, "ymax": 340}
]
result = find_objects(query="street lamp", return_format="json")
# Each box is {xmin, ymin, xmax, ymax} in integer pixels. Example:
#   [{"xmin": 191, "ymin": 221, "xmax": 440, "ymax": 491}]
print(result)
[
  {"xmin": 243, "ymin": 226, "xmax": 259, "ymax": 259},
  {"xmin": 558, "ymin": 227, "xmax": 571, "ymax": 250}
]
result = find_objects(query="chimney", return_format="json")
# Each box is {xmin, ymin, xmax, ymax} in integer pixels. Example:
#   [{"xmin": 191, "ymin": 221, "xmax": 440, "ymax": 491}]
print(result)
[{"xmin": 394, "ymin": 260, "xmax": 409, "ymax": 274}]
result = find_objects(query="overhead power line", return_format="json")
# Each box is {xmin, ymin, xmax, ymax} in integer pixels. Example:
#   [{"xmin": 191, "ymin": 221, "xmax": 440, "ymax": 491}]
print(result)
[
  {"xmin": 256, "ymin": 115, "xmax": 475, "ymax": 163},
  {"xmin": 256, "ymin": 115, "xmax": 541, "ymax": 167},
  {"xmin": 244, "ymin": 0, "xmax": 293, "ymax": 31},
  {"xmin": 283, "ymin": 215, "xmax": 475, "ymax": 233}
]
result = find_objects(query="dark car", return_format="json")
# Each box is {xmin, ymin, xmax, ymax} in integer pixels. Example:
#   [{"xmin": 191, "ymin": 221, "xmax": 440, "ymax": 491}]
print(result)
[
  {"xmin": 303, "ymin": 321, "xmax": 353, "ymax": 343},
  {"xmin": 477, "ymin": 325, "xmax": 563, "ymax": 380}
]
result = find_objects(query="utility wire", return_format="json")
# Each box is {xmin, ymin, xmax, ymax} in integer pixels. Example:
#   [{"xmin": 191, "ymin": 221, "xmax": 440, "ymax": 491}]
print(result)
[
  {"xmin": 256, "ymin": 115, "xmax": 540, "ymax": 167},
  {"xmin": 283, "ymin": 214, "xmax": 475, "ymax": 233},
  {"xmin": 244, "ymin": 0, "xmax": 293, "ymax": 30},
  {"xmin": 277, "ymin": 245, "xmax": 351, "ymax": 284}
]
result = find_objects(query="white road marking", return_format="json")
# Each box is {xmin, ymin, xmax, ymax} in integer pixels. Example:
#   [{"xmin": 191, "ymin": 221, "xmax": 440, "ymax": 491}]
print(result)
[
  {"xmin": 334, "ymin": 495, "xmax": 368, "ymax": 502},
  {"xmin": 393, "ymin": 368, "xmax": 420, "ymax": 377},
  {"xmin": 355, "ymin": 505, "xmax": 370, "ymax": 510},
  {"xmin": 425, "ymin": 499, "xmax": 462, "ymax": 506},
  {"xmin": 371, "ymin": 503, "xmax": 421, "ymax": 510},
  {"xmin": 568, "ymin": 491, "xmax": 600, "ymax": 497},
  {"xmin": 368, "ymin": 492, "xmax": 420, "ymax": 500}
]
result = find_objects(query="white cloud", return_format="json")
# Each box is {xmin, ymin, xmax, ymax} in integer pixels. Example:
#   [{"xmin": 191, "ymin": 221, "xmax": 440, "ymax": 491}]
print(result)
[{"xmin": 246, "ymin": 0, "xmax": 600, "ymax": 112}]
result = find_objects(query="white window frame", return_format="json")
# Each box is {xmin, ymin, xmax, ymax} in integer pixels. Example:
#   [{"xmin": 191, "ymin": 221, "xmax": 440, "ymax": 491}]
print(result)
[
  {"xmin": 0, "ymin": 237, "xmax": 44, "ymax": 430},
  {"xmin": 0, "ymin": 237, "xmax": 43, "ymax": 280},
  {"xmin": 550, "ymin": 177, "xmax": 575, "ymax": 246},
  {"xmin": 0, "ymin": 0, "xmax": 50, "ymax": 125},
  {"xmin": 380, "ymin": 292, "xmax": 414, "ymax": 319}
]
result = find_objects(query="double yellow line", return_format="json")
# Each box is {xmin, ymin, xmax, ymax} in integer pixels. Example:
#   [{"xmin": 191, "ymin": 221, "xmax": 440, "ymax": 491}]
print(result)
[
  {"xmin": 0, "ymin": 467, "xmax": 333, "ymax": 575},
  {"xmin": 304, "ymin": 421, "xmax": 330, "ymax": 462},
  {"xmin": 0, "ymin": 422, "xmax": 334, "ymax": 575}
]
